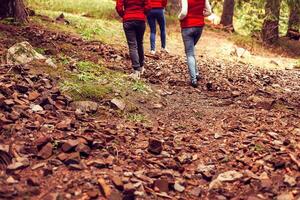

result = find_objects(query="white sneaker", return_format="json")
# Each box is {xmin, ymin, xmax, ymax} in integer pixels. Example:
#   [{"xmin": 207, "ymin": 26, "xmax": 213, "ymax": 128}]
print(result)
[
  {"xmin": 129, "ymin": 70, "xmax": 141, "ymax": 80},
  {"xmin": 150, "ymin": 50, "xmax": 156, "ymax": 55},
  {"xmin": 161, "ymin": 48, "xmax": 169, "ymax": 54},
  {"xmin": 140, "ymin": 67, "xmax": 145, "ymax": 75}
]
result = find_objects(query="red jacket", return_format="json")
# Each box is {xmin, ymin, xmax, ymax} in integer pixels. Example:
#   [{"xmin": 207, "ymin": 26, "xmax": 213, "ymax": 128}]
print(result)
[
  {"xmin": 150, "ymin": 0, "xmax": 167, "ymax": 8},
  {"xmin": 180, "ymin": 0, "xmax": 205, "ymax": 28},
  {"xmin": 116, "ymin": 0, "xmax": 151, "ymax": 22}
]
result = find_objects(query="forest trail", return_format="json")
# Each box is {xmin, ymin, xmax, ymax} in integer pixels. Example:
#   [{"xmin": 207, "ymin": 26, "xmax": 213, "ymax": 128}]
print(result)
[{"xmin": 0, "ymin": 21, "xmax": 300, "ymax": 200}]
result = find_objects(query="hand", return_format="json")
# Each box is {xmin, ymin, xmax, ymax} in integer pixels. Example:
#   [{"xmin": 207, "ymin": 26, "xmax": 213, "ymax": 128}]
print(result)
[{"xmin": 203, "ymin": 8, "xmax": 212, "ymax": 17}]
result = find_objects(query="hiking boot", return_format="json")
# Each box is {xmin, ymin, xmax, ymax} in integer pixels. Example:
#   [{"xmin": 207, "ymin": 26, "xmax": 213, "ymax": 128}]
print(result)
[
  {"xmin": 190, "ymin": 80, "xmax": 198, "ymax": 88},
  {"xmin": 150, "ymin": 50, "xmax": 156, "ymax": 55},
  {"xmin": 129, "ymin": 70, "xmax": 141, "ymax": 80}
]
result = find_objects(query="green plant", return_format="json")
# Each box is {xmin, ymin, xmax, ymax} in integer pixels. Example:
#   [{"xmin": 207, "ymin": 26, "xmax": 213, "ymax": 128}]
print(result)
[{"xmin": 126, "ymin": 113, "xmax": 148, "ymax": 123}]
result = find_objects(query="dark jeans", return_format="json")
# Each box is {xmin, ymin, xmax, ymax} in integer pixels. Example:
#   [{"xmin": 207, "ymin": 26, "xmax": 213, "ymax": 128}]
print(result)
[
  {"xmin": 123, "ymin": 20, "xmax": 146, "ymax": 71},
  {"xmin": 147, "ymin": 8, "xmax": 166, "ymax": 51},
  {"xmin": 181, "ymin": 26, "xmax": 204, "ymax": 82}
]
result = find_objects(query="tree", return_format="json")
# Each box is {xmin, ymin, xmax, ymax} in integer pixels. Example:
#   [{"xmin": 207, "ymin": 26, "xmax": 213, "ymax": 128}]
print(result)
[
  {"xmin": 0, "ymin": 0, "xmax": 28, "ymax": 22},
  {"xmin": 220, "ymin": 0, "xmax": 235, "ymax": 28},
  {"xmin": 287, "ymin": 1, "xmax": 300, "ymax": 40},
  {"xmin": 261, "ymin": 0, "xmax": 281, "ymax": 44}
]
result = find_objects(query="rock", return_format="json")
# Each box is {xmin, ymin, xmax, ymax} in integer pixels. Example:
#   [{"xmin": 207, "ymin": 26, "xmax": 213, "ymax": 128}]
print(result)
[
  {"xmin": 56, "ymin": 118, "xmax": 72, "ymax": 130},
  {"xmin": 7, "ymin": 157, "xmax": 30, "ymax": 171},
  {"xmin": 59, "ymin": 152, "xmax": 80, "ymax": 165},
  {"xmin": 111, "ymin": 175, "xmax": 124, "ymax": 191},
  {"xmin": 35, "ymin": 136, "xmax": 52, "ymax": 150},
  {"xmin": 45, "ymin": 58, "xmax": 57, "ymax": 68},
  {"xmin": 75, "ymin": 143, "xmax": 91, "ymax": 156},
  {"xmin": 98, "ymin": 178, "xmax": 112, "ymax": 198},
  {"xmin": 27, "ymin": 177, "xmax": 40, "ymax": 186},
  {"xmin": 174, "ymin": 182, "xmax": 185, "ymax": 192},
  {"xmin": 214, "ymin": 132, "xmax": 223, "ymax": 139},
  {"xmin": 30, "ymin": 104, "xmax": 44, "ymax": 112},
  {"xmin": 6, "ymin": 41, "xmax": 46, "ymax": 65},
  {"xmin": 209, "ymin": 179, "xmax": 223, "ymax": 190},
  {"xmin": 61, "ymin": 139, "xmax": 79, "ymax": 152},
  {"xmin": 28, "ymin": 91, "xmax": 40, "ymax": 101},
  {"xmin": 283, "ymin": 174, "xmax": 296, "ymax": 187},
  {"xmin": 70, "ymin": 101, "xmax": 98, "ymax": 113},
  {"xmin": 68, "ymin": 163, "xmax": 84, "ymax": 170},
  {"xmin": 196, "ymin": 164, "xmax": 216, "ymax": 181},
  {"xmin": 38, "ymin": 142, "xmax": 53, "ymax": 159},
  {"xmin": 111, "ymin": 98, "xmax": 125, "ymax": 110},
  {"xmin": 217, "ymin": 170, "xmax": 243, "ymax": 182},
  {"xmin": 154, "ymin": 178, "xmax": 169, "ymax": 193},
  {"xmin": 190, "ymin": 187, "xmax": 202, "ymax": 197},
  {"xmin": 231, "ymin": 46, "xmax": 251, "ymax": 58},
  {"xmin": 6, "ymin": 176, "xmax": 18, "ymax": 184},
  {"xmin": 276, "ymin": 192, "xmax": 294, "ymax": 200},
  {"xmin": 148, "ymin": 138, "xmax": 163, "ymax": 155},
  {"xmin": 86, "ymin": 189, "xmax": 99, "ymax": 199}
]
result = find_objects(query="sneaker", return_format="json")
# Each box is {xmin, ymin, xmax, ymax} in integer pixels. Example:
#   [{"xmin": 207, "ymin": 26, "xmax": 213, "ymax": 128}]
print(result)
[
  {"xmin": 161, "ymin": 48, "xmax": 169, "ymax": 54},
  {"xmin": 129, "ymin": 70, "xmax": 141, "ymax": 80},
  {"xmin": 150, "ymin": 50, "xmax": 156, "ymax": 55},
  {"xmin": 140, "ymin": 67, "xmax": 145, "ymax": 75},
  {"xmin": 190, "ymin": 80, "xmax": 198, "ymax": 88}
]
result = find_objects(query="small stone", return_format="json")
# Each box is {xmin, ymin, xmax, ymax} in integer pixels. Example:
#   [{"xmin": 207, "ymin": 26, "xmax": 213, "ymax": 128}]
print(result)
[
  {"xmin": 63, "ymin": 152, "xmax": 81, "ymax": 165},
  {"xmin": 27, "ymin": 177, "xmax": 40, "ymax": 186},
  {"xmin": 154, "ymin": 178, "xmax": 169, "ymax": 193},
  {"xmin": 70, "ymin": 101, "xmax": 98, "ymax": 113},
  {"xmin": 61, "ymin": 139, "xmax": 79, "ymax": 152},
  {"xmin": 30, "ymin": 104, "xmax": 44, "ymax": 112},
  {"xmin": 190, "ymin": 187, "xmax": 202, "ymax": 197},
  {"xmin": 56, "ymin": 118, "xmax": 72, "ymax": 130},
  {"xmin": 75, "ymin": 143, "xmax": 91, "ymax": 156},
  {"xmin": 174, "ymin": 182, "xmax": 185, "ymax": 192},
  {"xmin": 35, "ymin": 136, "xmax": 52, "ymax": 149},
  {"xmin": 38, "ymin": 142, "xmax": 53, "ymax": 159},
  {"xmin": 7, "ymin": 160, "xmax": 29, "ymax": 170},
  {"xmin": 111, "ymin": 98, "xmax": 125, "ymax": 110},
  {"xmin": 86, "ymin": 189, "xmax": 99, "ymax": 199},
  {"xmin": 6, "ymin": 176, "xmax": 18, "ymax": 184},
  {"xmin": 283, "ymin": 174, "xmax": 296, "ymax": 187},
  {"xmin": 68, "ymin": 164, "xmax": 83, "ymax": 170},
  {"xmin": 148, "ymin": 138, "xmax": 163, "ymax": 155},
  {"xmin": 28, "ymin": 91, "xmax": 40, "ymax": 101},
  {"xmin": 31, "ymin": 162, "xmax": 46, "ymax": 170},
  {"xmin": 217, "ymin": 170, "xmax": 243, "ymax": 182},
  {"xmin": 214, "ymin": 132, "xmax": 223, "ymax": 139}
]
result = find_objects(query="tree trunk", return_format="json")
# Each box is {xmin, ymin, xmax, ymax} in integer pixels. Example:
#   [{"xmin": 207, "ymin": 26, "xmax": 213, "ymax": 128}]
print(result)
[
  {"xmin": 261, "ymin": 0, "xmax": 281, "ymax": 44},
  {"xmin": 287, "ymin": 4, "xmax": 300, "ymax": 40},
  {"xmin": 220, "ymin": 0, "xmax": 235, "ymax": 27},
  {"xmin": 0, "ymin": 0, "xmax": 28, "ymax": 22}
]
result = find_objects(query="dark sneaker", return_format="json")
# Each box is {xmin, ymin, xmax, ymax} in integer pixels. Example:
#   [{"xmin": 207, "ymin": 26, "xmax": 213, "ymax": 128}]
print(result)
[{"xmin": 191, "ymin": 80, "xmax": 198, "ymax": 88}]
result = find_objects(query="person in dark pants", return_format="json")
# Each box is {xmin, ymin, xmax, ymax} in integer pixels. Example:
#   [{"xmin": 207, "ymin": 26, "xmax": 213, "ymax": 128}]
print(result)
[
  {"xmin": 178, "ymin": 0, "xmax": 212, "ymax": 88},
  {"xmin": 116, "ymin": 0, "xmax": 151, "ymax": 80},
  {"xmin": 147, "ymin": 0, "xmax": 168, "ymax": 54}
]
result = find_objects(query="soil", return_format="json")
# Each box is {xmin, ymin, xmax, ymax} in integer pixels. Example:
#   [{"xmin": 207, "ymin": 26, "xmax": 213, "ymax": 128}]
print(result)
[{"xmin": 0, "ymin": 21, "xmax": 300, "ymax": 200}]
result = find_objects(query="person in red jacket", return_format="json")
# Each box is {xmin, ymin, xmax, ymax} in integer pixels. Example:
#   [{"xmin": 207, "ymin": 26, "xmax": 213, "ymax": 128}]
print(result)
[
  {"xmin": 147, "ymin": 0, "xmax": 168, "ymax": 54},
  {"xmin": 116, "ymin": 0, "xmax": 151, "ymax": 80},
  {"xmin": 178, "ymin": 0, "xmax": 212, "ymax": 88}
]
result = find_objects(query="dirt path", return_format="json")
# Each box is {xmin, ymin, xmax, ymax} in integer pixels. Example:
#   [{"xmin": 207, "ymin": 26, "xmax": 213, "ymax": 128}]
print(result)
[{"xmin": 0, "ymin": 22, "xmax": 300, "ymax": 200}]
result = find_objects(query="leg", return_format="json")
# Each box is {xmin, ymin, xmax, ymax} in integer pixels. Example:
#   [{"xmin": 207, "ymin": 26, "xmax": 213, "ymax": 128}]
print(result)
[
  {"xmin": 136, "ymin": 21, "xmax": 146, "ymax": 69},
  {"xmin": 182, "ymin": 28, "xmax": 197, "ymax": 83},
  {"xmin": 157, "ymin": 9, "xmax": 166, "ymax": 49},
  {"xmin": 147, "ymin": 11, "xmax": 156, "ymax": 51},
  {"xmin": 123, "ymin": 21, "xmax": 140, "ymax": 71},
  {"xmin": 193, "ymin": 27, "xmax": 204, "ymax": 77}
]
